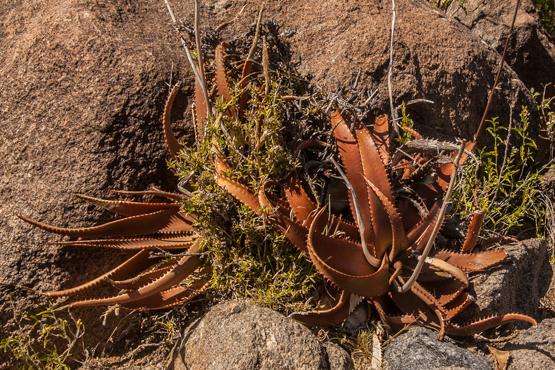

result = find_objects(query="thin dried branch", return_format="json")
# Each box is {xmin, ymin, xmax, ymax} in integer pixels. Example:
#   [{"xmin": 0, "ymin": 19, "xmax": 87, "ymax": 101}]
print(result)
[
  {"xmin": 194, "ymin": 0, "xmax": 212, "ymax": 119},
  {"xmin": 396, "ymin": 140, "xmax": 466, "ymax": 293},
  {"xmin": 247, "ymin": 4, "xmax": 265, "ymax": 61},
  {"xmin": 474, "ymin": 0, "xmax": 521, "ymax": 143},
  {"xmin": 163, "ymin": 0, "xmax": 211, "ymax": 118},
  {"xmin": 387, "ymin": 0, "xmax": 399, "ymax": 138}
]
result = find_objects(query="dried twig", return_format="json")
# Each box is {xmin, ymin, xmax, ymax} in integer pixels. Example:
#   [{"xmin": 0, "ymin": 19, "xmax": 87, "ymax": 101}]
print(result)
[
  {"xmin": 491, "ymin": 104, "xmax": 514, "ymax": 203},
  {"xmin": 247, "ymin": 4, "xmax": 265, "ymax": 61},
  {"xmin": 387, "ymin": 0, "xmax": 399, "ymax": 138},
  {"xmin": 474, "ymin": 0, "xmax": 521, "ymax": 142},
  {"xmin": 394, "ymin": 99, "xmax": 434, "ymax": 116},
  {"xmin": 395, "ymin": 140, "xmax": 466, "ymax": 293},
  {"xmin": 263, "ymin": 36, "xmax": 271, "ymax": 95},
  {"xmin": 163, "ymin": 0, "xmax": 211, "ymax": 118},
  {"xmin": 215, "ymin": 4, "xmax": 247, "ymax": 31},
  {"xmin": 194, "ymin": 0, "xmax": 211, "ymax": 119}
]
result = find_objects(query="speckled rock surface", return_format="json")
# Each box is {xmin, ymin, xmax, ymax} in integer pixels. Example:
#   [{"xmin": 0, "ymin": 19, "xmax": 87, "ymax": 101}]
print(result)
[
  {"xmin": 461, "ymin": 239, "xmax": 552, "ymax": 324},
  {"xmin": 502, "ymin": 317, "xmax": 555, "ymax": 369},
  {"xmin": 382, "ymin": 327, "xmax": 490, "ymax": 370},
  {"xmin": 447, "ymin": 0, "xmax": 555, "ymax": 92},
  {"xmin": 178, "ymin": 300, "xmax": 353, "ymax": 370}
]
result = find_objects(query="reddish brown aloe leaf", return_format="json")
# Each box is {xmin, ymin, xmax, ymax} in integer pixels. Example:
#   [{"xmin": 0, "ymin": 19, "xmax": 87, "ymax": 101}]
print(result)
[
  {"xmin": 18, "ymin": 209, "xmax": 194, "ymax": 239},
  {"xmin": 408, "ymin": 282, "xmax": 447, "ymax": 339},
  {"xmin": 163, "ymin": 83, "xmax": 183, "ymax": 158},
  {"xmin": 445, "ymin": 314, "xmax": 537, "ymax": 337},
  {"xmin": 283, "ymin": 171, "xmax": 360, "ymax": 241},
  {"xmin": 110, "ymin": 188, "xmax": 184, "ymax": 202},
  {"xmin": 289, "ymin": 290, "xmax": 351, "ymax": 327},
  {"xmin": 371, "ymin": 114, "xmax": 390, "ymax": 165},
  {"xmin": 380, "ymin": 313, "xmax": 420, "ymax": 334},
  {"xmin": 215, "ymin": 44, "xmax": 237, "ymax": 119},
  {"xmin": 162, "ymin": 84, "xmax": 185, "ymax": 158},
  {"xmin": 411, "ymin": 213, "xmax": 446, "ymax": 254},
  {"xmin": 330, "ymin": 110, "xmax": 375, "ymax": 253},
  {"xmin": 108, "ymin": 264, "xmax": 176, "ymax": 290},
  {"xmin": 194, "ymin": 75, "xmax": 207, "ymax": 142},
  {"xmin": 75, "ymin": 194, "xmax": 180, "ymax": 217},
  {"xmin": 357, "ymin": 127, "xmax": 395, "ymax": 258},
  {"xmin": 357, "ymin": 127, "xmax": 395, "ymax": 203},
  {"xmin": 273, "ymin": 215, "xmax": 310, "ymax": 254},
  {"xmin": 419, "ymin": 278, "xmax": 465, "ymax": 306},
  {"xmin": 481, "ymin": 236, "xmax": 519, "ymax": 247},
  {"xmin": 257, "ymin": 180, "xmax": 310, "ymax": 253},
  {"xmin": 215, "ymin": 173, "xmax": 260, "ymax": 212},
  {"xmin": 238, "ymin": 59, "xmax": 253, "ymax": 121},
  {"xmin": 282, "ymin": 171, "xmax": 317, "ymax": 226},
  {"xmin": 216, "ymin": 168, "xmax": 311, "ymax": 253},
  {"xmin": 41, "ymin": 249, "xmax": 153, "ymax": 298},
  {"xmin": 443, "ymin": 292, "xmax": 474, "ymax": 321},
  {"xmin": 461, "ymin": 210, "xmax": 486, "ymax": 253},
  {"xmin": 49, "ymin": 234, "xmax": 198, "ymax": 250},
  {"xmin": 308, "ymin": 208, "xmax": 390, "ymax": 297},
  {"xmin": 417, "ymin": 141, "xmax": 475, "ymax": 206},
  {"xmin": 425, "ymin": 258, "xmax": 469, "ymax": 289},
  {"xmin": 405, "ymin": 201, "xmax": 442, "ymax": 247},
  {"xmin": 390, "ymin": 281, "xmax": 445, "ymax": 333},
  {"xmin": 70, "ymin": 240, "xmax": 202, "ymax": 307},
  {"xmin": 400, "ymin": 125, "xmax": 424, "ymax": 140},
  {"xmin": 430, "ymin": 249, "xmax": 508, "ymax": 272},
  {"xmin": 363, "ymin": 178, "xmax": 406, "ymax": 261},
  {"xmin": 122, "ymin": 279, "xmax": 209, "ymax": 310}
]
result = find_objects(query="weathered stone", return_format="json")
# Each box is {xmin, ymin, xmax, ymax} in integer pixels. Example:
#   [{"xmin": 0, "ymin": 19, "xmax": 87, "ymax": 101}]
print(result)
[
  {"xmin": 177, "ymin": 300, "xmax": 353, "ymax": 370},
  {"xmin": 231, "ymin": 0, "xmax": 540, "ymax": 146},
  {"xmin": 447, "ymin": 0, "xmax": 555, "ymax": 92},
  {"xmin": 382, "ymin": 327, "xmax": 490, "ymax": 370},
  {"xmin": 324, "ymin": 341, "xmax": 355, "ymax": 370},
  {"xmin": 446, "ymin": 0, "xmax": 555, "ymax": 157},
  {"xmin": 501, "ymin": 317, "xmax": 555, "ymax": 369},
  {"xmin": 460, "ymin": 239, "xmax": 552, "ymax": 324}
]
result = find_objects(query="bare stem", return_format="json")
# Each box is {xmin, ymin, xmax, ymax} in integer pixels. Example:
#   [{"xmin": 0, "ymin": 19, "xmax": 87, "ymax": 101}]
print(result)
[
  {"xmin": 164, "ymin": 0, "xmax": 211, "ymax": 118},
  {"xmin": 474, "ymin": 0, "xmax": 521, "ymax": 144},
  {"xmin": 396, "ymin": 140, "xmax": 466, "ymax": 293},
  {"xmin": 194, "ymin": 0, "xmax": 212, "ymax": 119},
  {"xmin": 387, "ymin": 0, "xmax": 399, "ymax": 138},
  {"xmin": 262, "ymin": 36, "xmax": 271, "ymax": 95},
  {"xmin": 491, "ymin": 104, "xmax": 514, "ymax": 203},
  {"xmin": 247, "ymin": 4, "xmax": 265, "ymax": 61}
]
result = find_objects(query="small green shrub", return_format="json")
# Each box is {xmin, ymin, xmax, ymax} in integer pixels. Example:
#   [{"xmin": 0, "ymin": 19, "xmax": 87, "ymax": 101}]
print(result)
[
  {"xmin": 535, "ymin": 0, "xmax": 555, "ymax": 40},
  {"xmin": 532, "ymin": 84, "xmax": 555, "ymax": 161},
  {"xmin": 170, "ymin": 60, "xmax": 329, "ymax": 313},
  {"xmin": 1, "ymin": 297, "xmax": 84, "ymax": 370},
  {"xmin": 433, "ymin": 0, "xmax": 466, "ymax": 12},
  {"xmin": 452, "ymin": 106, "xmax": 554, "ymax": 251}
]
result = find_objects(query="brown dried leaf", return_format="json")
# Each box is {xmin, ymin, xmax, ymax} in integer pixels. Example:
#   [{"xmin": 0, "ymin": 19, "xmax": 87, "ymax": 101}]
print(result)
[{"xmin": 488, "ymin": 345, "xmax": 510, "ymax": 370}]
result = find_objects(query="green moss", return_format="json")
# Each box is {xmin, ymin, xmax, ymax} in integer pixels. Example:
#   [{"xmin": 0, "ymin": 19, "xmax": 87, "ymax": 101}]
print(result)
[{"xmin": 1, "ymin": 298, "xmax": 84, "ymax": 370}]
